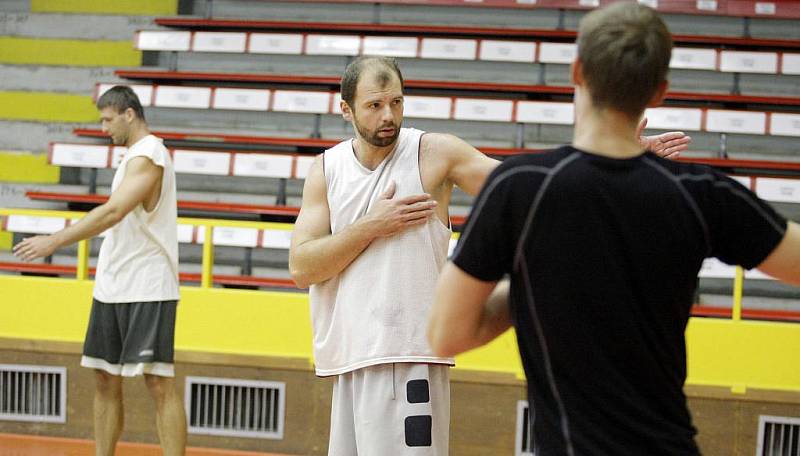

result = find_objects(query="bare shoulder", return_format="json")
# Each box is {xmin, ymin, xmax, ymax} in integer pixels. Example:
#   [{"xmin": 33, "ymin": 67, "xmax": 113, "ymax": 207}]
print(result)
[{"xmin": 420, "ymin": 132, "xmax": 473, "ymax": 156}]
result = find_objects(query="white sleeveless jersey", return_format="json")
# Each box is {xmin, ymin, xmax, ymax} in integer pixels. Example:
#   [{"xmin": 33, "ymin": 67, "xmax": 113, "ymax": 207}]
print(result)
[
  {"xmin": 310, "ymin": 128, "xmax": 455, "ymax": 376},
  {"xmin": 93, "ymin": 134, "xmax": 180, "ymax": 303}
]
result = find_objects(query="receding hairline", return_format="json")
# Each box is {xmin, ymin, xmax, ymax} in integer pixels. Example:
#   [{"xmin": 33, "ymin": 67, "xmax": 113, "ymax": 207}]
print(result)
[{"xmin": 351, "ymin": 65, "xmax": 403, "ymax": 102}]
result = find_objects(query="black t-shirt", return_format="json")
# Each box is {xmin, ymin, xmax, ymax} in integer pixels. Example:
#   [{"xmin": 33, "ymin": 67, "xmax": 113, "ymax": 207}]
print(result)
[{"xmin": 453, "ymin": 146, "xmax": 787, "ymax": 456}]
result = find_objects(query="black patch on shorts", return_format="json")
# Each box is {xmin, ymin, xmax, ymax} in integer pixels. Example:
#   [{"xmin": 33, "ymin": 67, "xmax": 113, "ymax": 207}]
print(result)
[
  {"xmin": 406, "ymin": 379, "xmax": 430, "ymax": 403},
  {"xmin": 405, "ymin": 415, "xmax": 432, "ymax": 447}
]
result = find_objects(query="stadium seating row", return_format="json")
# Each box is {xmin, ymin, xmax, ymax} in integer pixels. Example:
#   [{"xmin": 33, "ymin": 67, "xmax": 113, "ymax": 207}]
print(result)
[
  {"xmin": 96, "ymin": 83, "xmax": 800, "ymax": 136},
  {"xmin": 0, "ymin": 213, "xmax": 774, "ymax": 281},
  {"xmin": 45, "ymin": 143, "xmax": 800, "ymax": 204},
  {"xmin": 114, "ymin": 69, "xmax": 800, "ymax": 108},
  {"xmin": 222, "ymin": 0, "xmax": 800, "ymax": 19},
  {"xmin": 135, "ymin": 30, "xmax": 800, "ymax": 75},
  {"xmin": 2, "ymin": 213, "xmax": 459, "ymax": 254}
]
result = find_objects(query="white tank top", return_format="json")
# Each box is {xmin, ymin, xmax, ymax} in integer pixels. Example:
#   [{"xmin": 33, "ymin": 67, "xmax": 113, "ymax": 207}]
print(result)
[
  {"xmin": 310, "ymin": 127, "xmax": 454, "ymax": 376},
  {"xmin": 93, "ymin": 134, "xmax": 180, "ymax": 303}
]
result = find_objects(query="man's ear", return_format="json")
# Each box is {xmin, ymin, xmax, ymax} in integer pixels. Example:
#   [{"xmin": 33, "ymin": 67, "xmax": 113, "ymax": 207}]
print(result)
[
  {"xmin": 124, "ymin": 107, "xmax": 136, "ymax": 123},
  {"xmin": 571, "ymin": 58, "xmax": 584, "ymax": 87},
  {"xmin": 341, "ymin": 101, "xmax": 353, "ymax": 122},
  {"xmin": 646, "ymin": 80, "xmax": 669, "ymax": 108}
]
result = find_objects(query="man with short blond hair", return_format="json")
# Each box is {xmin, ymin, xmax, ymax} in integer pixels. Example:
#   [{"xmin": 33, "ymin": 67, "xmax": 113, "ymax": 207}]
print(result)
[{"xmin": 429, "ymin": 3, "xmax": 800, "ymax": 455}]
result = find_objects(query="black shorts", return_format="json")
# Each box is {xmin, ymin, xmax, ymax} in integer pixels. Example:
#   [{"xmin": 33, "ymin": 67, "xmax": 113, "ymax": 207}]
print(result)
[{"xmin": 80, "ymin": 298, "xmax": 178, "ymax": 377}]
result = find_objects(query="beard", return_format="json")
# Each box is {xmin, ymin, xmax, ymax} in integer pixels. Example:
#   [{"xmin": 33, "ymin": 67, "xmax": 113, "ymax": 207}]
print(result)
[{"xmin": 355, "ymin": 120, "xmax": 401, "ymax": 148}]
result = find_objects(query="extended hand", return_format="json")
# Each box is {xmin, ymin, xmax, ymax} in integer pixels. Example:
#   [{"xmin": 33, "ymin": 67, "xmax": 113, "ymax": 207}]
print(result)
[
  {"xmin": 362, "ymin": 181, "xmax": 437, "ymax": 238},
  {"xmin": 637, "ymin": 117, "xmax": 692, "ymax": 160},
  {"xmin": 12, "ymin": 235, "xmax": 59, "ymax": 262}
]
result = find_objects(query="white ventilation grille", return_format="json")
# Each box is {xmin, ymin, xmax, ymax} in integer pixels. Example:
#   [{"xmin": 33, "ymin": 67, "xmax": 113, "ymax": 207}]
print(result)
[
  {"xmin": 0, "ymin": 364, "xmax": 67, "ymax": 423},
  {"xmin": 516, "ymin": 400, "xmax": 534, "ymax": 456},
  {"xmin": 185, "ymin": 376, "xmax": 285, "ymax": 439},
  {"xmin": 757, "ymin": 415, "xmax": 800, "ymax": 456}
]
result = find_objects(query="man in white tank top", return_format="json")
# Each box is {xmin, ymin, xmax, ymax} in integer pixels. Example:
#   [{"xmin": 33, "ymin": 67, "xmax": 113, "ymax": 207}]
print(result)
[
  {"xmin": 13, "ymin": 86, "xmax": 186, "ymax": 456},
  {"xmin": 289, "ymin": 57, "xmax": 691, "ymax": 455}
]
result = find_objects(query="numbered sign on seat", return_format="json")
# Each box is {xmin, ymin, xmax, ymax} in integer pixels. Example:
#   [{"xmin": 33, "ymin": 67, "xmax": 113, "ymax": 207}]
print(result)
[
  {"xmin": 331, "ymin": 93, "xmax": 343, "ymax": 115},
  {"xmin": 213, "ymin": 88, "xmax": 270, "ymax": 111},
  {"xmin": 97, "ymin": 83, "xmax": 153, "ymax": 107},
  {"xmin": 173, "ymin": 150, "xmax": 230, "ymax": 176},
  {"xmin": 197, "ymin": 226, "xmax": 259, "ymax": 248},
  {"xmin": 50, "ymin": 143, "xmax": 109, "ymax": 168},
  {"xmin": 135, "ymin": 31, "xmax": 191, "ymax": 51},
  {"xmin": 363, "ymin": 37, "xmax": 418, "ymax": 58},
  {"xmin": 305, "ymin": 35, "xmax": 360, "ymax": 56},
  {"xmin": 261, "ymin": 229, "xmax": 293, "ymax": 249},
  {"xmin": 516, "ymin": 102, "xmax": 574, "ymax": 125},
  {"xmin": 538, "ymin": 42, "xmax": 577, "ymax": 64},
  {"xmin": 719, "ymin": 51, "xmax": 778, "ymax": 74},
  {"xmin": 454, "ymin": 98, "xmax": 513, "ymax": 122},
  {"xmin": 755, "ymin": 177, "xmax": 800, "ymax": 203},
  {"xmin": 111, "ymin": 147, "xmax": 126, "ymax": 168},
  {"xmin": 420, "ymin": 38, "xmax": 477, "ymax": 60},
  {"xmin": 154, "ymin": 86, "xmax": 212, "ymax": 109},
  {"xmin": 233, "ymin": 153, "xmax": 293, "ymax": 178},
  {"xmin": 295, "ymin": 156, "xmax": 316, "ymax": 179},
  {"xmin": 177, "ymin": 224, "xmax": 194, "ymax": 244},
  {"xmin": 670, "ymin": 48, "xmax": 717, "ymax": 70},
  {"xmin": 782, "ymin": 53, "xmax": 800, "ymax": 75},
  {"xmin": 770, "ymin": 113, "xmax": 800, "ymax": 137},
  {"xmin": 479, "ymin": 40, "xmax": 536, "ymax": 63},
  {"xmin": 644, "ymin": 107, "xmax": 703, "ymax": 131},
  {"xmin": 249, "ymin": 33, "xmax": 303, "ymax": 55},
  {"xmin": 706, "ymin": 110, "xmax": 766, "ymax": 135},
  {"xmin": 272, "ymin": 91, "xmax": 330, "ymax": 114},
  {"xmin": 6, "ymin": 215, "xmax": 66, "ymax": 235},
  {"xmin": 698, "ymin": 258, "xmax": 736, "ymax": 279},
  {"xmin": 193, "ymin": 32, "xmax": 247, "ymax": 53},
  {"xmin": 403, "ymin": 96, "xmax": 452, "ymax": 120}
]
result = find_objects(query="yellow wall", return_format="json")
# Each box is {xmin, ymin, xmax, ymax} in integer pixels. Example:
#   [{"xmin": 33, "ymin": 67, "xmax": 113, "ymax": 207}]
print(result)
[
  {"xmin": 0, "ymin": 38, "xmax": 140, "ymax": 67},
  {"xmin": 0, "ymin": 275, "xmax": 798, "ymax": 392},
  {"xmin": 0, "ymin": 151, "xmax": 60, "ymax": 184},
  {"xmin": 0, "ymin": 92, "xmax": 98, "ymax": 123},
  {"xmin": 31, "ymin": 0, "xmax": 178, "ymax": 15}
]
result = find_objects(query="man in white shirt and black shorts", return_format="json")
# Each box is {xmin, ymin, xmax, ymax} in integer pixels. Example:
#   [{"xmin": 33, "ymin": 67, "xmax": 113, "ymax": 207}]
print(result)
[{"xmin": 14, "ymin": 85, "xmax": 186, "ymax": 456}]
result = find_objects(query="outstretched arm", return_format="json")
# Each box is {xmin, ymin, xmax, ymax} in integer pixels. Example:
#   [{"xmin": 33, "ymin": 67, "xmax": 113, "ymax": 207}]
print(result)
[
  {"xmin": 289, "ymin": 156, "xmax": 438, "ymax": 288},
  {"xmin": 637, "ymin": 117, "xmax": 692, "ymax": 160},
  {"xmin": 757, "ymin": 221, "xmax": 800, "ymax": 286},
  {"xmin": 13, "ymin": 157, "xmax": 162, "ymax": 261},
  {"xmin": 428, "ymin": 264, "xmax": 511, "ymax": 357}
]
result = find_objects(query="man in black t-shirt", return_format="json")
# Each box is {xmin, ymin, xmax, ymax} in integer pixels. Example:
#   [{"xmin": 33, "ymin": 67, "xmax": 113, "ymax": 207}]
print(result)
[{"xmin": 428, "ymin": 3, "xmax": 800, "ymax": 455}]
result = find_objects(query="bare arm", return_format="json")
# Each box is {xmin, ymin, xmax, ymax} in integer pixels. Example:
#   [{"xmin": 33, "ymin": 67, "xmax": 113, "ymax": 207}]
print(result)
[
  {"xmin": 425, "ymin": 133, "xmax": 500, "ymax": 197},
  {"xmin": 13, "ymin": 157, "xmax": 162, "ymax": 261},
  {"xmin": 428, "ymin": 263, "xmax": 512, "ymax": 357},
  {"xmin": 757, "ymin": 221, "xmax": 800, "ymax": 285},
  {"xmin": 288, "ymin": 156, "xmax": 438, "ymax": 288}
]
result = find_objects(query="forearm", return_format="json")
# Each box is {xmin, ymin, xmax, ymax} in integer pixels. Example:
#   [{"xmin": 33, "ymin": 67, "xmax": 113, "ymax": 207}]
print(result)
[
  {"xmin": 289, "ymin": 219, "xmax": 376, "ymax": 288},
  {"xmin": 472, "ymin": 280, "xmax": 512, "ymax": 347},
  {"xmin": 51, "ymin": 203, "xmax": 122, "ymax": 249}
]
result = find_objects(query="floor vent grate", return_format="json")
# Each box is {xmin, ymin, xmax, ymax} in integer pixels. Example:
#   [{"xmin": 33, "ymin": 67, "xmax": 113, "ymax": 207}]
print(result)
[
  {"xmin": 757, "ymin": 415, "xmax": 800, "ymax": 456},
  {"xmin": 0, "ymin": 364, "xmax": 67, "ymax": 423},
  {"xmin": 185, "ymin": 376, "xmax": 285, "ymax": 439}
]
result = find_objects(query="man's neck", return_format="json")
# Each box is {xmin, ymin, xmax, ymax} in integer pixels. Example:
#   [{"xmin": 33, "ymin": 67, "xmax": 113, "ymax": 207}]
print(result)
[
  {"xmin": 353, "ymin": 136, "xmax": 398, "ymax": 171},
  {"xmin": 572, "ymin": 108, "xmax": 643, "ymax": 159},
  {"xmin": 125, "ymin": 124, "xmax": 150, "ymax": 148}
]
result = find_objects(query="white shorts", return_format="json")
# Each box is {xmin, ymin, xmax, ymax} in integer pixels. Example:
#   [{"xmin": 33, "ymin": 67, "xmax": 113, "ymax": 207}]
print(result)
[{"xmin": 328, "ymin": 363, "xmax": 450, "ymax": 456}]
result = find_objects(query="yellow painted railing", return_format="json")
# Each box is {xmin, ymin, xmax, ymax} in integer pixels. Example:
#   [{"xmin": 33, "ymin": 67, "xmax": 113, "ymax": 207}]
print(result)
[
  {"xmin": 0, "ymin": 207, "xmax": 293, "ymax": 288},
  {"xmin": 1, "ymin": 207, "xmax": 798, "ymax": 392}
]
